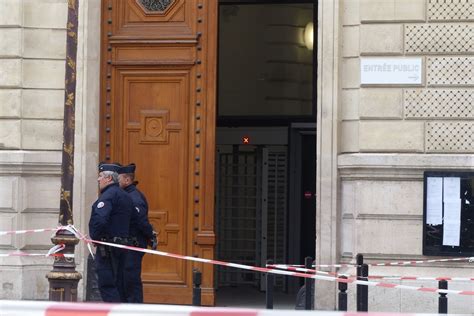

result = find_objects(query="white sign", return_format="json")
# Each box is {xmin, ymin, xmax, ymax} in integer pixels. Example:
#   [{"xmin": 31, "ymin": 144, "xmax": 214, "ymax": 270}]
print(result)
[
  {"xmin": 426, "ymin": 177, "xmax": 443, "ymax": 225},
  {"xmin": 360, "ymin": 57, "xmax": 422, "ymax": 85},
  {"xmin": 443, "ymin": 199, "xmax": 461, "ymax": 247}
]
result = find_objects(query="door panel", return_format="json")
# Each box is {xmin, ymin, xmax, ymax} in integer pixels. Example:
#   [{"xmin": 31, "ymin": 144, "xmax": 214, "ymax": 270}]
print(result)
[
  {"xmin": 100, "ymin": 0, "xmax": 216, "ymax": 305},
  {"xmin": 119, "ymin": 68, "xmax": 191, "ymax": 288},
  {"xmin": 113, "ymin": 0, "xmax": 194, "ymax": 39}
]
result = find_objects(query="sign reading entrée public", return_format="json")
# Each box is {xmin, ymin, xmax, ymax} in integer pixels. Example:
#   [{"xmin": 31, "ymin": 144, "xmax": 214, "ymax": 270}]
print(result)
[{"xmin": 360, "ymin": 57, "xmax": 423, "ymax": 85}]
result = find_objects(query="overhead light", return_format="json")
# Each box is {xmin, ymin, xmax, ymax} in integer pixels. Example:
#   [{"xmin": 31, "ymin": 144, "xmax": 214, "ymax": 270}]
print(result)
[{"xmin": 304, "ymin": 22, "xmax": 314, "ymax": 50}]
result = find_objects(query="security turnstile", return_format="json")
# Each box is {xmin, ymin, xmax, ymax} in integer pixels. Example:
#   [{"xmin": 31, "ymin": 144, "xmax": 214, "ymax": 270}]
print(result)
[{"xmin": 216, "ymin": 145, "xmax": 288, "ymax": 290}]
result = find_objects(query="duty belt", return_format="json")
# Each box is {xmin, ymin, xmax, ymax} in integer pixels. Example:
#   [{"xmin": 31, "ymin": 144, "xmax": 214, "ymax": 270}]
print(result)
[
  {"xmin": 101, "ymin": 237, "xmax": 138, "ymax": 246},
  {"xmin": 130, "ymin": 237, "xmax": 139, "ymax": 247},
  {"xmin": 101, "ymin": 237, "xmax": 130, "ymax": 245}
]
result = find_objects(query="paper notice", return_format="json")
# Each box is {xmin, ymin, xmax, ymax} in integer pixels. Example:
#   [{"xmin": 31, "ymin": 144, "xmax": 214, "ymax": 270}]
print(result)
[
  {"xmin": 443, "ymin": 177, "xmax": 460, "ymax": 202},
  {"xmin": 442, "ymin": 199, "xmax": 461, "ymax": 246},
  {"xmin": 444, "ymin": 199, "xmax": 462, "ymax": 222},
  {"xmin": 426, "ymin": 177, "xmax": 443, "ymax": 225}
]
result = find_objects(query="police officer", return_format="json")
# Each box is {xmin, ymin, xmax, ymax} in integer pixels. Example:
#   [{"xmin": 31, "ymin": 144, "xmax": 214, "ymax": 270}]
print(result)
[
  {"xmin": 118, "ymin": 163, "xmax": 157, "ymax": 303},
  {"xmin": 89, "ymin": 162, "xmax": 134, "ymax": 302}
]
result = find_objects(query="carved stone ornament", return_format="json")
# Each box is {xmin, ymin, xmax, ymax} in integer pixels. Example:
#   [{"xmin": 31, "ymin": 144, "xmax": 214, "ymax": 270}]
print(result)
[{"xmin": 138, "ymin": 0, "xmax": 174, "ymax": 12}]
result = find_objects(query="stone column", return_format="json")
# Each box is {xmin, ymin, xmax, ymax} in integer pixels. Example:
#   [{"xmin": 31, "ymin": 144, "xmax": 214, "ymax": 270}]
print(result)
[
  {"xmin": 315, "ymin": 0, "xmax": 340, "ymax": 310},
  {"xmin": 46, "ymin": 0, "xmax": 82, "ymax": 301}
]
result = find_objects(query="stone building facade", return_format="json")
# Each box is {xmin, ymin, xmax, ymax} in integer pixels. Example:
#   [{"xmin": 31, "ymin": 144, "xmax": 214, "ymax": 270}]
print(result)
[
  {"xmin": 0, "ymin": 0, "xmax": 473, "ymax": 313},
  {"xmin": 0, "ymin": 0, "xmax": 98, "ymax": 301},
  {"xmin": 332, "ymin": 0, "xmax": 474, "ymax": 313}
]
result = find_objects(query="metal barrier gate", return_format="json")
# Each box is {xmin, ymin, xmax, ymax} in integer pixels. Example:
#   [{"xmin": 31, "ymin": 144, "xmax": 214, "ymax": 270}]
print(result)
[{"xmin": 216, "ymin": 145, "xmax": 288, "ymax": 290}]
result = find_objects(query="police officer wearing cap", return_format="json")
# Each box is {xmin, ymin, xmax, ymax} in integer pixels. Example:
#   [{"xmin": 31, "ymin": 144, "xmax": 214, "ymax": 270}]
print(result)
[
  {"xmin": 118, "ymin": 163, "xmax": 157, "ymax": 303},
  {"xmin": 89, "ymin": 163, "xmax": 134, "ymax": 302}
]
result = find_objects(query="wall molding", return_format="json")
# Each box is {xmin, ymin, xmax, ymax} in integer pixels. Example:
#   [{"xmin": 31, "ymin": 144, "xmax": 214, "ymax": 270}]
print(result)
[
  {"xmin": 0, "ymin": 151, "xmax": 61, "ymax": 175},
  {"xmin": 342, "ymin": 213, "xmax": 423, "ymax": 221},
  {"xmin": 338, "ymin": 153, "xmax": 474, "ymax": 180}
]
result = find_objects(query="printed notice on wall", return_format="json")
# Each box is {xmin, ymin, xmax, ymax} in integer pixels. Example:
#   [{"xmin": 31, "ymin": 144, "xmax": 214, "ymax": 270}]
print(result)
[
  {"xmin": 442, "ymin": 177, "xmax": 461, "ymax": 246},
  {"xmin": 426, "ymin": 177, "xmax": 443, "ymax": 225},
  {"xmin": 443, "ymin": 199, "xmax": 461, "ymax": 246},
  {"xmin": 423, "ymin": 171, "xmax": 474, "ymax": 256},
  {"xmin": 443, "ymin": 177, "xmax": 460, "ymax": 202}
]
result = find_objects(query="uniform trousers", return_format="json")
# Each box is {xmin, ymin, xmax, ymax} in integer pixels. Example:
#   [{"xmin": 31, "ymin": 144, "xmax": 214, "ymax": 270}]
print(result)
[
  {"xmin": 95, "ymin": 247, "xmax": 127, "ymax": 302},
  {"xmin": 124, "ymin": 250, "xmax": 145, "ymax": 303}
]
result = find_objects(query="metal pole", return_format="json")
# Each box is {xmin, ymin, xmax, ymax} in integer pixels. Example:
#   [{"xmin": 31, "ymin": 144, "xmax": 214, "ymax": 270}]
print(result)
[
  {"xmin": 360, "ymin": 263, "xmax": 369, "ymax": 312},
  {"xmin": 46, "ymin": 0, "xmax": 82, "ymax": 301},
  {"xmin": 438, "ymin": 279, "xmax": 448, "ymax": 314},
  {"xmin": 304, "ymin": 256, "xmax": 313, "ymax": 310},
  {"xmin": 192, "ymin": 269, "xmax": 202, "ymax": 306},
  {"xmin": 265, "ymin": 259, "xmax": 274, "ymax": 309},
  {"xmin": 356, "ymin": 254, "xmax": 365, "ymax": 311},
  {"xmin": 338, "ymin": 275, "xmax": 348, "ymax": 311}
]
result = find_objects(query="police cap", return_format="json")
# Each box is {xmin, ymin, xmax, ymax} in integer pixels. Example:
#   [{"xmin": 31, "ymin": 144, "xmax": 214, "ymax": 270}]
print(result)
[
  {"xmin": 118, "ymin": 163, "xmax": 136, "ymax": 174},
  {"xmin": 98, "ymin": 162, "xmax": 121, "ymax": 173}
]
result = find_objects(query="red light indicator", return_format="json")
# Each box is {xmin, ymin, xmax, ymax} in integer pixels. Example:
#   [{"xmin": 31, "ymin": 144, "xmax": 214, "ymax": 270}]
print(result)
[{"xmin": 242, "ymin": 136, "xmax": 250, "ymax": 144}]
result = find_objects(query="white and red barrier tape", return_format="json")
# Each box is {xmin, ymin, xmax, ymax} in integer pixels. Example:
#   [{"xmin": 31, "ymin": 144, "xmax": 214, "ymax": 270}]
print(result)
[
  {"xmin": 0, "ymin": 227, "xmax": 60, "ymax": 236},
  {"xmin": 366, "ymin": 275, "xmax": 474, "ymax": 281},
  {"xmin": 83, "ymin": 237, "xmax": 474, "ymax": 296},
  {"xmin": 0, "ymin": 300, "xmax": 450, "ymax": 316},
  {"xmin": 3, "ymin": 225, "xmax": 474, "ymax": 295},
  {"xmin": 268, "ymin": 256, "xmax": 474, "ymax": 269},
  {"xmin": 0, "ymin": 252, "xmax": 74, "ymax": 258},
  {"xmin": 267, "ymin": 265, "xmax": 474, "ymax": 282},
  {"xmin": 0, "ymin": 225, "xmax": 94, "ymax": 259},
  {"xmin": 0, "ymin": 243, "xmax": 72, "ymax": 258}
]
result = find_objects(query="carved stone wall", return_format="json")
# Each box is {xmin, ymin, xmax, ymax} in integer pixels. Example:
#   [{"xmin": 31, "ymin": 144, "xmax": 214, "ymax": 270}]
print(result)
[
  {"xmin": 339, "ymin": 1, "xmax": 474, "ymax": 313},
  {"xmin": 404, "ymin": 89, "xmax": 474, "ymax": 119},
  {"xmin": 342, "ymin": 0, "xmax": 474, "ymax": 154},
  {"xmin": 426, "ymin": 122, "xmax": 474, "ymax": 152},
  {"xmin": 0, "ymin": 0, "xmax": 68, "ymax": 300},
  {"xmin": 427, "ymin": 0, "xmax": 474, "ymax": 21},
  {"xmin": 427, "ymin": 57, "xmax": 474, "ymax": 86},
  {"xmin": 405, "ymin": 24, "xmax": 473, "ymax": 54}
]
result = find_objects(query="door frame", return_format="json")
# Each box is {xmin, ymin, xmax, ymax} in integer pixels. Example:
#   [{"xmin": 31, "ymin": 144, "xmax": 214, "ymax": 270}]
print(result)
[{"xmin": 288, "ymin": 122, "xmax": 316, "ymax": 292}]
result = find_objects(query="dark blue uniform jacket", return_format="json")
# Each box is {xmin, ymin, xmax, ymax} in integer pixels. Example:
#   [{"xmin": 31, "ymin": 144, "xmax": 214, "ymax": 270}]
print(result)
[
  {"xmin": 89, "ymin": 183, "xmax": 133, "ymax": 240},
  {"xmin": 125, "ymin": 184, "xmax": 154, "ymax": 248}
]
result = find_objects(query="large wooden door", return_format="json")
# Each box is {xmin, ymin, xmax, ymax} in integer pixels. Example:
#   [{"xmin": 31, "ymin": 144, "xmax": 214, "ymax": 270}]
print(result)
[{"xmin": 100, "ymin": 0, "xmax": 217, "ymax": 305}]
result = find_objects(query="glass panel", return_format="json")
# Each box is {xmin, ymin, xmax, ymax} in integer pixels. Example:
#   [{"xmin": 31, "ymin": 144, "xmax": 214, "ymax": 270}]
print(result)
[{"xmin": 218, "ymin": 4, "xmax": 314, "ymax": 117}]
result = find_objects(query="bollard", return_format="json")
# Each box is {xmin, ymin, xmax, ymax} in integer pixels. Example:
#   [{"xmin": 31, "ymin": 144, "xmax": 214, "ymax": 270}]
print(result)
[
  {"xmin": 356, "ymin": 254, "xmax": 363, "ymax": 311},
  {"xmin": 438, "ymin": 279, "xmax": 448, "ymax": 314},
  {"xmin": 338, "ymin": 275, "xmax": 348, "ymax": 311},
  {"xmin": 266, "ymin": 259, "xmax": 274, "ymax": 309},
  {"xmin": 192, "ymin": 269, "xmax": 202, "ymax": 306},
  {"xmin": 356, "ymin": 254, "xmax": 368, "ymax": 312},
  {"xmin": 360, "ymin": 263, "xmax": 369, "ymax": 312},
  {"xmin": 304, "ymin": 256, "xmax": 314, "ymax": 310}
]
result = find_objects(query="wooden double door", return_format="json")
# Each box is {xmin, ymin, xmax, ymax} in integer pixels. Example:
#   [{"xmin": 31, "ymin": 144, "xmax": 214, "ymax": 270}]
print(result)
[{"xmin": 100, "ymin": 0, "xmax": 217, "ymax": 305}]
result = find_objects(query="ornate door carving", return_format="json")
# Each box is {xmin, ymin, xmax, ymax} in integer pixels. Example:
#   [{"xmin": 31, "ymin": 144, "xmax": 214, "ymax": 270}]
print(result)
[{"xmin": 100, "ymin": 0, "xmax": 216, "ymax": 305}]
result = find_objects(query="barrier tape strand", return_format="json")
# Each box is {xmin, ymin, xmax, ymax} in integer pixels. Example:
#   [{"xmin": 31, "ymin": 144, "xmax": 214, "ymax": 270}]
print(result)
[
  {"xmin": 267, "ymin": 265, "xmax": 474, "ymax": 282},
  {"xmin": 269, "ymin": 256, "xmax": 474, "ymax": 269},
  {"xmin": 85, "ymin": 237, "xmax": 474, "ymax": 296},
  {"xmin": 0, "ymin": 227, "xmax": 60, "ymax": 236},
  {"xmin": 0, "ymin": 243, "xmax": 72, "ymax": 258},
  {"xmin": 3, "ymin": 225, "xmax": 474, "ymax": 295}
]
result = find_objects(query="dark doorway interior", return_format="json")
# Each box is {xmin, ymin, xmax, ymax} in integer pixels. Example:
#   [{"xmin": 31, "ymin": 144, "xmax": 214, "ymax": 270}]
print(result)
[
  {"xmin": 215, "ymin": 0, "xmax": 317, "ymax": 308},
  {"xmin": 300, "ymin": 133, "xmax": 316, "ymax": 263}
]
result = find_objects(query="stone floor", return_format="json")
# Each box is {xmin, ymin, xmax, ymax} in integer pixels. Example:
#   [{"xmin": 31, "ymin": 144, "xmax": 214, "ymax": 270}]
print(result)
[{"xmin": 215, "ymin": 285, "xmax": 297, "ymax": 309}]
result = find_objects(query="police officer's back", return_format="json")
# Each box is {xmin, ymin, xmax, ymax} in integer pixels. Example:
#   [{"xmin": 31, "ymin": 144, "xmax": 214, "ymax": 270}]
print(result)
[
  {"xmin": 118, "ymin": 163, "xmax": 155, "ymax": 303},
  {"xmin": 89, "ymin": 163, "xmax": 134, "ymax": 302}
]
